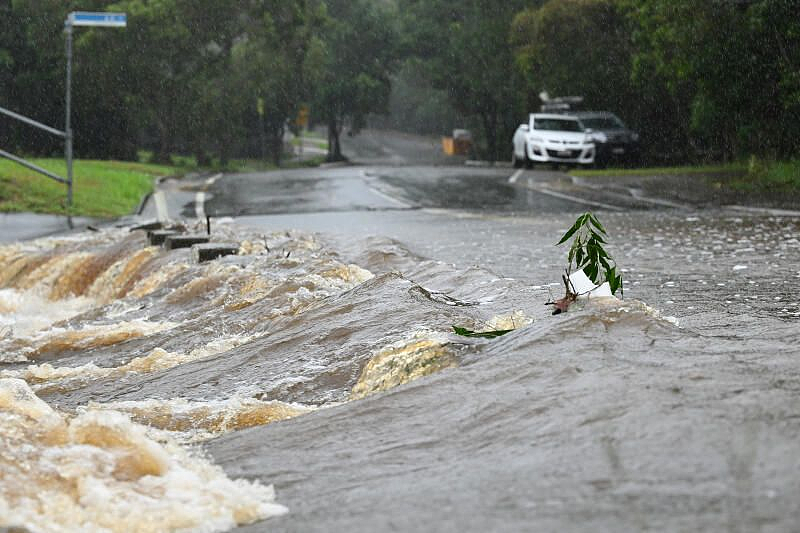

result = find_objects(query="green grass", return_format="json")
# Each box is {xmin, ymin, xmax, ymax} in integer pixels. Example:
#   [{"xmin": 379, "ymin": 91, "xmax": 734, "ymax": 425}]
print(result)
[
  {"xmin": 0, "ymin": 158, "xmax": 175, "ymax": 217},
  {"xmin": 572, "ymin": 162, "xmax": 747, "ymax": 177},
  {"xmin": 289, "ymin": 136, "xmax": 328, "ymax": 150},
  {"xmin": 733, "ymin": 158, "xmax": 800, "ymax": 192},
  {"xmin": 230, "ymin": 155, "xmax": 328, "ymax": 173},
  {"xmin": 572, "ymin": 159, "xmax": 800, "ymax": 197},
  {"xmin": 573, "ymin": 159, "xmax": 800, "ymax": 193},
  {"xmin": 138, "ymin": 149, "xmax": 328, "ymax": 173}
]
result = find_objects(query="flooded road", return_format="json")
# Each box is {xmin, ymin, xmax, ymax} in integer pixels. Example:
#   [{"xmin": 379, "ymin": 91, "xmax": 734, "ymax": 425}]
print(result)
[{"xmin": 2, "ymin": 133, "xmax": 799, "ymax": 532}]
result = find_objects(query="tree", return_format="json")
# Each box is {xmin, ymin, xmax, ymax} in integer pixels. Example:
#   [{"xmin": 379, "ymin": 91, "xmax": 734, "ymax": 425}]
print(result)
[
  {"xmin": 511, "ymin": 0, "xmax": 636, "ymax": 117},
  {"xmin": 313, "ymin": 0, "xmax": 399, "ymax": 161},
  {"xmin": 625, "ymin": 0, "xmax": 800, "ymax": 160},
  {"xmin": 0, "ymin": 0, "xmax": 73, "ymax": 156},
  {"xmin": 398, "ymin": 0, "xmax": 532, "ymax": 162},
  {"xmin": 230, "ymin": 1, "xmax": 323, "ymax": 165}
]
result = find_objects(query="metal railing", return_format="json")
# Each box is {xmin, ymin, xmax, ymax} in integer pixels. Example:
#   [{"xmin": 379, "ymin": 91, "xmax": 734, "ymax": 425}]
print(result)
[
  {"xmin": 0, "ymin": 105, "xmax": 72, "ymax": 202},
  {"xmin": 0, "ymin": 12, "xmax": 126, "ymax": 218}
]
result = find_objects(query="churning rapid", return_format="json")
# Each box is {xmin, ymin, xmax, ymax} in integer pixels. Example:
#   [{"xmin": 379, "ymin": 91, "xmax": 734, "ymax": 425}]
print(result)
[
  {"xmin": 1, "ymin": 212, "xmax": 799, "ymax": 532},
  {"xmin": 0, "ymin": 219, "xmax": 519, "ymax": 532}
]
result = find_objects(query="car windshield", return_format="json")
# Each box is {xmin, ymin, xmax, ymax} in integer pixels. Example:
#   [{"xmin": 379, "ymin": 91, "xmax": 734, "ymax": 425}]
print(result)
[
  {"xmin": 579, "ymin": 117, "xmax": 624, "ymax": 129},
  {"xmin": 533, "ymin": 118, "xmax": 583, "ymax": 132}
]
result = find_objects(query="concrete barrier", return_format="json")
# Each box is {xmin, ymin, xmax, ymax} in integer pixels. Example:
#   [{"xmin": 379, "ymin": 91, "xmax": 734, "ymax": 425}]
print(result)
[
  {"xmin": 191, "ymin": 242, "xmax": 240, "ymax": 263},
  {"xmin": 130, "ymin": 220, "xmax": 163, "ymax": 232},
  {"xmin": 164, "ymin": 234, "xmax": 210, "ymax": 250},
  {"xmin": 148, "ymin": 230, "xmax": 178, "ymax": 246}
]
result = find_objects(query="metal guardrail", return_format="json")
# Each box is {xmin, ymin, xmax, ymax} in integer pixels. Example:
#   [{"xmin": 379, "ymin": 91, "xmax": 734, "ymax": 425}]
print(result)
[
  {"xmin": 0, "ymin": 12, "xmax": 126, "ymax": 218},
  {"xmin": 0, "ymin": 107, "xmax": 66, "ymax": 138},
  {"xmin": 0, "ymin": 105, "xmax": 72, "ymax": 209},
  {"xmin": 0, "ymin": 147, "xmax": 68, "ymax": 184}
]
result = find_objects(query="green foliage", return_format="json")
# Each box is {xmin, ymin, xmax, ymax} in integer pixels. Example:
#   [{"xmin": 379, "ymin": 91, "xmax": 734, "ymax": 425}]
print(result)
[
  {"xmin": 0, "ymin": 158, "xmax": 170, "ymax": 217},
  {"xmin": 397, "ymin": 0, "xmax": 530, "ymax": 161},
  {"xmin": 572, "ymin": 163, "xmax": 746, "ymax": 178},
  {"xmin": 557, "ymin": 212, "xmax": 623, "ymax": 296},
  {"xmin": 731, "ymin": 157, "xmax": 800, "ymax": 193},
  {"xmin": 452, "ymin": 326, "xmax": 513, "ymax": 339},
  {"xmin": 312, "ymin": 0, "xmax": 399, "ymax": 161},
  {"xmin": 625, "ymin": 0, "xmax": 800, "ymax": 160},
  {"xmin": 371, "ymin": 60, "xmax": 462, "ymax": 136},
  {"xmin": 511, "ymin": 0, "xmax": 635, "ymax": 115},
  {"xmin": 2, "ymin": 0, "xmax": 798, "ymax": 168}
]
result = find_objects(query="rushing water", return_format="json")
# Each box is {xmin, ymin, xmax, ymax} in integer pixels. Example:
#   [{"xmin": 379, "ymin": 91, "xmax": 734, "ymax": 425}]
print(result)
[{"xmin": 1, "ymin": 210, "xmax": 799, "ymax": 532}]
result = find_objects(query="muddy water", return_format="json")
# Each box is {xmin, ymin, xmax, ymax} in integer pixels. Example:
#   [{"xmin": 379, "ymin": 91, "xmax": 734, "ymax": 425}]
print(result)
[{"xmin": 1, "ymin": 211, "xmax": 799, "ymax": 532}]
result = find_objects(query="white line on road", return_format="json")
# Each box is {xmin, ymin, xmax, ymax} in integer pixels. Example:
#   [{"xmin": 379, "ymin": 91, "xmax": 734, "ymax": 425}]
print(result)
[
  {"xmin": 195, "ymin": 173, "xmax": 222, "ymax": 220},
  {"xmin": 508, "ymin": 169, "xmax": 523, "ymax": 184},
  {"xmin": 360, "ymin": 169, "xmax": 412, "ymax": 208},
  {"xmin": 195, "ymin": 191, "xmax": 206, "ymax": 220},
  {"xmin": 153, "ymin": 190, "xmax": 168, "ymax": 222},
  {"xmin": 526, "ymin": 178, "xmax": 624, "ymax": 211},
  {"xmin": 204, "ymin": 173, "xmax": 223, "ymax": 189},
  {"xmin": 367, "ymin": 185, "xmax": 412, "ymax": 208}
]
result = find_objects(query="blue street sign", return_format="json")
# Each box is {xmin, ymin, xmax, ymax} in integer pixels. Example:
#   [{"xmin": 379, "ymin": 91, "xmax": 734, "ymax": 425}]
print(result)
[{"xmin": 67, "ymin": 12, "xmax": 127, "ymax": 28}]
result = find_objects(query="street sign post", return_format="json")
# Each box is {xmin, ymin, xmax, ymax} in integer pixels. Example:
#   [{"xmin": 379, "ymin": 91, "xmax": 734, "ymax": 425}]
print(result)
[
  {"xmin": 63, "ymin": 12, "xmax": 127, "ymax": 211},
  {"xmin": 296, "ymin": 105, "xmax": 310, "ymax": 158}
]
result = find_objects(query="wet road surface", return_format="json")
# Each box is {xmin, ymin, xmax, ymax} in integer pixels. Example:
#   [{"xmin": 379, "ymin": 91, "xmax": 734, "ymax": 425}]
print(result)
[
  {"xmin": 202, "ymin": 132, "xmax": 800, "ymax": 531},
  {"xmin": 1, "ymin": 130, "xmax": 799, "ymax": 532}
]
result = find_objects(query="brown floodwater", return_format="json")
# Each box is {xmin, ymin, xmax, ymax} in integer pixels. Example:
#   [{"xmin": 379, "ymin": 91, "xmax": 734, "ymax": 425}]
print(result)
[{"xmin": 1, "ymin": 209, "xmax": 798, "ymax": 532}]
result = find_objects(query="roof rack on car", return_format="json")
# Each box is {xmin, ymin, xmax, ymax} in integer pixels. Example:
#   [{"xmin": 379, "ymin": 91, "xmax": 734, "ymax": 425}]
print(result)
[{"xmin": 539, "ymin": 95, "xmax": 583, "ymax": 114}]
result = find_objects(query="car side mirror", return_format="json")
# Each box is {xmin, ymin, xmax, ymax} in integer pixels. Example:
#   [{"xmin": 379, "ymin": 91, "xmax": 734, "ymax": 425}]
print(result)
[
  {"xmin": 585, "ymin": 128, "xmax": 594, "ymax": 134},
  {"xmin": 520, "ymin": 124, "xmax": 529, "ymax": 131}
]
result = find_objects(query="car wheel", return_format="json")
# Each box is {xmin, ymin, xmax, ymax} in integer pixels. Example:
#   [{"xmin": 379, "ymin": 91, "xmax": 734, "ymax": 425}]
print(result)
[
  {"xmin": 512, "ymin": 149, "xmax": 522, "ymax": 168},
  {"xmin": 524, "ymin": 151, "xmax": 533, "ymax": 169}
]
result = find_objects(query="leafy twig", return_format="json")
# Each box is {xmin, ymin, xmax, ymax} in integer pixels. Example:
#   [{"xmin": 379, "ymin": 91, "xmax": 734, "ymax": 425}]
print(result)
[{"xmin": 556, "ymin": 212, "xmax": 623, "ymax": 297}]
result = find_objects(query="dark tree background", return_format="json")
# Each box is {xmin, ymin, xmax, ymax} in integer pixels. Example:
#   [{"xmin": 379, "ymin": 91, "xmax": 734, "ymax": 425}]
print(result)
[{"xmin": 1, "ymin": 0, "xmax": 797, "ymax": 164}]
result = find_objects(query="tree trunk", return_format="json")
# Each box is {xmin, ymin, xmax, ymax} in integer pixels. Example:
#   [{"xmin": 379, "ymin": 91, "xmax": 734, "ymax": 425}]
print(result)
[
  {"xmin": 327, "ymin": 115, "xmax": 343, "ymax": 162},
  {"xmin": 272, "ymin": 124, "xmax": 284, "ymax": 167},
  {"xmin": 481, "ymin": 104, "xmax": 499, "ymax": 163},
  {"xmin": 155, "ymin": 119, "xmax": 172, "ymax": 164}
]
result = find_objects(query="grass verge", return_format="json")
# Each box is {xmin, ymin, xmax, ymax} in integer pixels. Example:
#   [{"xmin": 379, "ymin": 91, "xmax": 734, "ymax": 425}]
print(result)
[
  {"xmin": 574, "ymin": 159, "xmax": 800, "ymax": 194},
  {"xmin": 732, "ymin": 158, "xmax": 800, "ymax": 192},
  {"xmin": 572, "ymin": 162, "xmax": 747, "ymax": 177},
  {"xmin": 0, "ymin": 159, "xmax": 174, "ymax": 217}
]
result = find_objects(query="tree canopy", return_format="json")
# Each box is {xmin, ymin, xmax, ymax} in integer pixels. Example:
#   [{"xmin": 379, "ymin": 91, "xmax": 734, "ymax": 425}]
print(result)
[{"xmin": 1, "ymin": 0, "xmax": 797, "ymax": 165}]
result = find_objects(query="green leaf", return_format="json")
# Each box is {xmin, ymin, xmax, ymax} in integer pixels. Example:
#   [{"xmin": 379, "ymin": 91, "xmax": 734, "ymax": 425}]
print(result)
[
  {"xmin": 608, "ymin": 275, "xmax": 618, "ymax": 294},
  {"xmin": 556, "ymin": 217, "xmax": 584, "ymax": 245},
  {"xmin": 452, "ymin": 325, "xmax": 514, "ymax": 339},
  {"xmin": 589, "ymin": 231, "xmax": 607, "ymax": 244},
  {"xmin": 584, "ymin": 263, "xmax": 599, "ymax": 283},
  {"xmin": 588, "ymin": 213, "xmax": 606, "ymax": 234},
  {"xmin": 575, "ymin": 246, "xmax": 584, "ymax": 266}
]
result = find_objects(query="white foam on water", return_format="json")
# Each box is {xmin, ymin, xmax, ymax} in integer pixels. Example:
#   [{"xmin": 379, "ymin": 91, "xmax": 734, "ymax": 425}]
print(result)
[
  {"xmin": 351, "ymin": 329, "xmax": 455, "ymax": 400},
  {"xmin": 3, "ymin": 333, "xmax": 266, "ymax": 390},
  {"xmin": 0, "ymin": 319, "xmax": 179, "ymax": 363},
  {"xmin": 0, "ymin": 287, "xmax": 95, "ymax": 339},
  {"xmin": 484, "ymin": 310, "xmax": 533, "ymax": 331},
  {"xmin": 0, "ymin": 378, "xmax": 286, "ymax": 533},
  {"xmin": 84, "ymin": 395, "xmax": 314, "ymax": 443}
]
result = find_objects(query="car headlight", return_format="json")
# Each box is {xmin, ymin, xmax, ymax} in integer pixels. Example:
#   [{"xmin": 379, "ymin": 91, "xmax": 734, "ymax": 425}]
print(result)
[{"xmin": 529, "ymin": 137, "xmax": 543, "ymax": 143}]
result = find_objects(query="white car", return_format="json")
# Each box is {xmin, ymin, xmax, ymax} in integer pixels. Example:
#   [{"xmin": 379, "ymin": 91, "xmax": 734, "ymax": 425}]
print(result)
[{"xmin": 512, "ymin": 113, "xmax": 595, "ymax": 168}]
